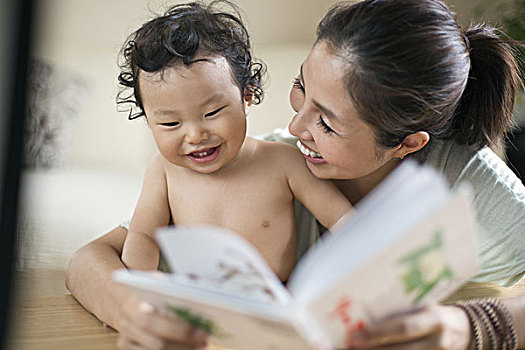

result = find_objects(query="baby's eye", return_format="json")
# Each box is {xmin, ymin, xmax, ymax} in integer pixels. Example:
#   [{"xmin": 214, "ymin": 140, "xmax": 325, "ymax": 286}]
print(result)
[
  {"xmin": 160, "ymin": 121, "xmax": 180, "ymax": 127},
  {"xmin": 205, "ymin": 106, "xmax": 225, "ymax": 117}
]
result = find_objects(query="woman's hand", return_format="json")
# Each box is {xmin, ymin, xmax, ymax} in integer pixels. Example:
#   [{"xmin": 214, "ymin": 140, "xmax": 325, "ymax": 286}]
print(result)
[
  {"xmin": 116, "ymin": 294, "xmax": 209, "ymax": 350},
  {"xmin": 350, "ymin": 304, "xmax": 472, "ymax": 350}
]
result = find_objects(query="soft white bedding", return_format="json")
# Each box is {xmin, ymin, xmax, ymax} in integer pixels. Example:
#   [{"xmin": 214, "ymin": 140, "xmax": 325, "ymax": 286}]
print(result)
[{"xmin": 16, "ymin": 168, "xmax": 142, "ymax": 271}]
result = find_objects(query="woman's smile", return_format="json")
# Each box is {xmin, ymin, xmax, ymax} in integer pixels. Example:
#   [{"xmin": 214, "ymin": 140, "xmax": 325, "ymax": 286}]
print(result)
[{"xmin": 296, "ymin": 140, "xmax": 326, "ymax": 164}]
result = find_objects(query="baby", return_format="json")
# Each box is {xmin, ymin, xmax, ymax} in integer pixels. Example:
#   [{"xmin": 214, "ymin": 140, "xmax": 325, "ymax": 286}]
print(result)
[{"xmin": 119, "ymin": 1, "xmax": 352, "ymax": 281}]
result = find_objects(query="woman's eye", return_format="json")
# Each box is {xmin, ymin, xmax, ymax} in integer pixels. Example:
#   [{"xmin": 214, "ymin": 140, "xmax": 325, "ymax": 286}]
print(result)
[
  {"xmin": 205, "ymin": 106, "xmax": 225, "ymax": 117},
  {"xmin": 160, "ymin": 122, "xmax": 179, "ymax": 127},
  {"xmin": 317, "ymin": 116, "xmax": 335, "ymax": 134},
  {"xmin": 292, "ymin": 77, "xmax": 305, "ymax": 93}
]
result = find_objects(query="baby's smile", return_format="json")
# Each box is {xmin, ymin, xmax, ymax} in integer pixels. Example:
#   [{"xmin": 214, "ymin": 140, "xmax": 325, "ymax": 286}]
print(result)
[{"xmin": 187, "ymin": 145, "xmax": 221, "ymax": 163}]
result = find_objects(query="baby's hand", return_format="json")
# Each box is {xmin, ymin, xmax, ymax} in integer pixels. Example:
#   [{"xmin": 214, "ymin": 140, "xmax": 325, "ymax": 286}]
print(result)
[{"xmin": 116, "ymin": 294, "xmax": 209, "ymax": 350}]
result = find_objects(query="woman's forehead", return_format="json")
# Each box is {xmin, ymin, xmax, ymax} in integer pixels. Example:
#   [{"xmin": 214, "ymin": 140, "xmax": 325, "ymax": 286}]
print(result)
[{"xmin": 302, "ymin": 43, "xmax": 357, "ymax": 123}]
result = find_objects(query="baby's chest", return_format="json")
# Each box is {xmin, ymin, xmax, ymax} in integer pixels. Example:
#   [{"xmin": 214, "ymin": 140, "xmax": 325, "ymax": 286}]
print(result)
[{"xmin": 167, "ymin": 176, "xmax": 293, "ymax": 232}]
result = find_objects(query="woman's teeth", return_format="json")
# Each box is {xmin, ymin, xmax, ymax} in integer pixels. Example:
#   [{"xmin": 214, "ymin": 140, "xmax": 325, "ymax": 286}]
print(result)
[{"xmin": 296, "ymin": 140, "xmax": 322, "ymax": 158}]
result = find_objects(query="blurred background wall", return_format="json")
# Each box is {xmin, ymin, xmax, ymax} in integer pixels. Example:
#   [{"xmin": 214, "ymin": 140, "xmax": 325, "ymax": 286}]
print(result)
[
  {"xmin": 31, "ymin": 0, "xmax": 343, "ymax": 172},
  {"xmin": 30, "ymin": 0, "xmax": 516, "ymax": 173}
]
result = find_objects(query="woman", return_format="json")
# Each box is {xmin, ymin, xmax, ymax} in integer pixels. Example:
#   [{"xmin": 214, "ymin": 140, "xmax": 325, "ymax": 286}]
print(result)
[{"xmin": 66, "ymin": 0, "xmax": 525, "ymax": 349}]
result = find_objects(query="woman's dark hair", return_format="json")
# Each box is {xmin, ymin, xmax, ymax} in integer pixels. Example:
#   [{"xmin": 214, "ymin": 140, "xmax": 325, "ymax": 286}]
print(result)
[
  {"xmin": 317, "ymin": 0, "xmax": 524, "ymax": 160},
  {"xmin": 117, "ymin": 0, "xmax": 265, "ymax": 120}
]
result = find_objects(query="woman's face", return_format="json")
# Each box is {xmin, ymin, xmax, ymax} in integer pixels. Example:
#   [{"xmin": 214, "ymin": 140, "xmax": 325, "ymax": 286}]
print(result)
[{"xmin": 288, "ymin": 41, "xmax": 399, "ymax": 180}]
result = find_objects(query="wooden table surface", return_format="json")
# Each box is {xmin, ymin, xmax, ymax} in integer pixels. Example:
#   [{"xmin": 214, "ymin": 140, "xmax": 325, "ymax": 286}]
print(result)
[
  {"xmin": 7, "ymin": 294, "xmax": 118, "ymax": 350},
  {"xmin": 6, "ymin": 269, "xmax": 525, "ymax": 350}
]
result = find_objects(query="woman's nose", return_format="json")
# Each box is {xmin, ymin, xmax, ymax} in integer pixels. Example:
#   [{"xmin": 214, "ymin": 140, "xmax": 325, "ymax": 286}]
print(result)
[
  {"xmin": 288, "ymin": 111, "xmax": 312, "ymax": 140},
  {"xmin": 185, "ymin": 124, "xmax": 209, "ymax": 144}
]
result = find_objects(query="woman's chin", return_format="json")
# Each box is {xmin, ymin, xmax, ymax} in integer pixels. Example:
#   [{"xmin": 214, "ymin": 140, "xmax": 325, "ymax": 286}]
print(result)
[{"xmin": 305, "ymin": 161, "xmax": 332, "ymax": 179}]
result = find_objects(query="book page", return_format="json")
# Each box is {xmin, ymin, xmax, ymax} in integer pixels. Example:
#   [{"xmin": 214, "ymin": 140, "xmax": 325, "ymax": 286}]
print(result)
[
  {"xmin": 156, "ymin": 225, "xmax": 290, "ymax": 303},
  {"xmin": 289, "ymin": 161, "xmax": 450, "ymax": 299},
  {"xmin": 300, "ymin": 190, "xmax": 478, "ymax": 349},
  {"xmin": 286, "ymin": 162, "xmax": 479, "ymax": 348},
  {"xmin": 114, "ymin": 269, "xmax": 326, "ymax": 350}
]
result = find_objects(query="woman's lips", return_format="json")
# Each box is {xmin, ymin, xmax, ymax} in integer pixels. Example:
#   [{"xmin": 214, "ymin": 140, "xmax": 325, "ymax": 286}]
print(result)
[
  {"xmin": 296, "ymin": 140, "xmax": 326, "ymax": 164},
  {"xmin": 187, "ymin": 145, "xmax": 221, "ymax": 163}
]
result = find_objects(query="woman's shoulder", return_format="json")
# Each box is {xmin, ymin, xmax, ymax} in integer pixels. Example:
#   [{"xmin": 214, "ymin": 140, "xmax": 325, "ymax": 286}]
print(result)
[
  {"xmin": 426, "ymin": 140, "xmax": 524, "ymax": 195},
  {"xmin": 427, "ymin": 140, "xmax": 525, "ymax": 286}
]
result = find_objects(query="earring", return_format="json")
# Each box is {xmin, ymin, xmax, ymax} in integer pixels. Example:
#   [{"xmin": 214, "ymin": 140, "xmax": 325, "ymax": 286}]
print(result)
[{"xmin": 400, "ymin": 155, "xmax": 404, "ymax": 160}]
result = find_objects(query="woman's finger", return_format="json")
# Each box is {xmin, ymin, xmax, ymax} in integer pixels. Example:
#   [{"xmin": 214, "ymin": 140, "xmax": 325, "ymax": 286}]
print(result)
[
  {"xmin": 358, "ymin": 305, "xmax": 442, "ymax": 345},
  {"xmin": 350, "ymin": 305, "xmax": 471, "ymax": 350},
  {"xmin": 354, "ymin": 333, "xmax": 448, "ymax": 350}
]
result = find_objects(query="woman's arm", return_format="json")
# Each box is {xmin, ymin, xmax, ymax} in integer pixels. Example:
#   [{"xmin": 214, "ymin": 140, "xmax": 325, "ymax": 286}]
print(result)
[
  {"xmin": 66, "ymin": 225, "xmax": 129, "ymax": 328},
  {"xmin": 66, "ymin": 227, "xmax": 209, "ymax": 349}
]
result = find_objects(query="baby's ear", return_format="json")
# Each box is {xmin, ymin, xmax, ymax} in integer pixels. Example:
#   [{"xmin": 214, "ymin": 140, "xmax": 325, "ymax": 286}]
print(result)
[{"xmin": 243, "ymin": 87, "xmax": 253, "ymax": 115}]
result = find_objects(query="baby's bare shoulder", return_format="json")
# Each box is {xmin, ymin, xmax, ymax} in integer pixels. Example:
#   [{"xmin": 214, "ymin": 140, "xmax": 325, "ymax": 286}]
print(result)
[
  {"xmin": 145, "ymin": 151, "xmax": 186, "ymax": 181},
  {"xmin": 145, "ymin": 151, "xmax": 169, "ymax": 172},
  {"xmin": 251, "ymin": 138, "xmax": 303, "ymax": 163}
]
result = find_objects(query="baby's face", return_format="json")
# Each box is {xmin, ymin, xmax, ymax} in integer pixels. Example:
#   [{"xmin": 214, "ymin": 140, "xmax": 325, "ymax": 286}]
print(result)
[{"xmin": 140, "ymin": 56, "xmax": 249, "ymax": 174}]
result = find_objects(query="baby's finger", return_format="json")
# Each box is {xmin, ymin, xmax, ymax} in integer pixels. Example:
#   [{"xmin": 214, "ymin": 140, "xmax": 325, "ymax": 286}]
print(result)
[
  {"xmin": 133, "ymin": 302, "xmax": 209, "ymax": 345},
  {"xmin": 118, "ymin": 334, "xmax": 205, "ymax": 350},
  {"xmin": 119, "ymin": 307, "xmax": 170, "ymax": 350}
]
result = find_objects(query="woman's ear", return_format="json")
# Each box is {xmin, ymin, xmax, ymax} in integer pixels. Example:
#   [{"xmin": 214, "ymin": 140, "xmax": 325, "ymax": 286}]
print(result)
[{"xmin": 393, "ymin": 131, "xmax": 430, "ymax": 159}]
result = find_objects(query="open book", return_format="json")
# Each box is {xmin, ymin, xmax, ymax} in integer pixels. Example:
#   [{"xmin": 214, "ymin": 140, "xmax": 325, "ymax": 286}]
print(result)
[{"xmin": 113, "ymin": 161, "xmax": 479, "ymax": 350}]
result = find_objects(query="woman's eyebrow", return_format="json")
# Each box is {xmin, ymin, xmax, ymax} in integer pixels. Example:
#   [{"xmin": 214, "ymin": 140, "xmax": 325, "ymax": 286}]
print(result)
[{"xmin": 313, "ymin": 100, "xmax": 339, "ymax": 120}]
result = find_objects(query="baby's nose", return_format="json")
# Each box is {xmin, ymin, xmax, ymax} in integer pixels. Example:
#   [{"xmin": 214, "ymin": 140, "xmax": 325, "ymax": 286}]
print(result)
[{"xmin": 185, "ymin": 125, "xmax": 209, "ymax": 144}]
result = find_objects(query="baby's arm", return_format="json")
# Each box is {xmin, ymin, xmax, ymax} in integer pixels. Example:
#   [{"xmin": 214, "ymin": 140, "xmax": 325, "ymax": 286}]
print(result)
[
  {"xmin": 283, "ymin": 145, "xmax": 354, "ymax": 231},
  {"xmin": 122, "ymin": 153, "xmax": 171, "ymax": 270}
]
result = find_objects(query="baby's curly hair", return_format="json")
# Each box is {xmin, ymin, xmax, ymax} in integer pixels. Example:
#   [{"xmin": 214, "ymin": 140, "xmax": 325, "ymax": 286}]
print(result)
[{"xmin": 117, "ymin": 0, "xmax": 265, "ymax": 120}]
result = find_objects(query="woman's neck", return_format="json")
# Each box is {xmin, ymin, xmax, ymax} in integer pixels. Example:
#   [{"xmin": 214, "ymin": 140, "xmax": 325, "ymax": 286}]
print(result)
[{"xmin": 332, "ymin": 159, "xmax": 401, "ymax": 206}]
